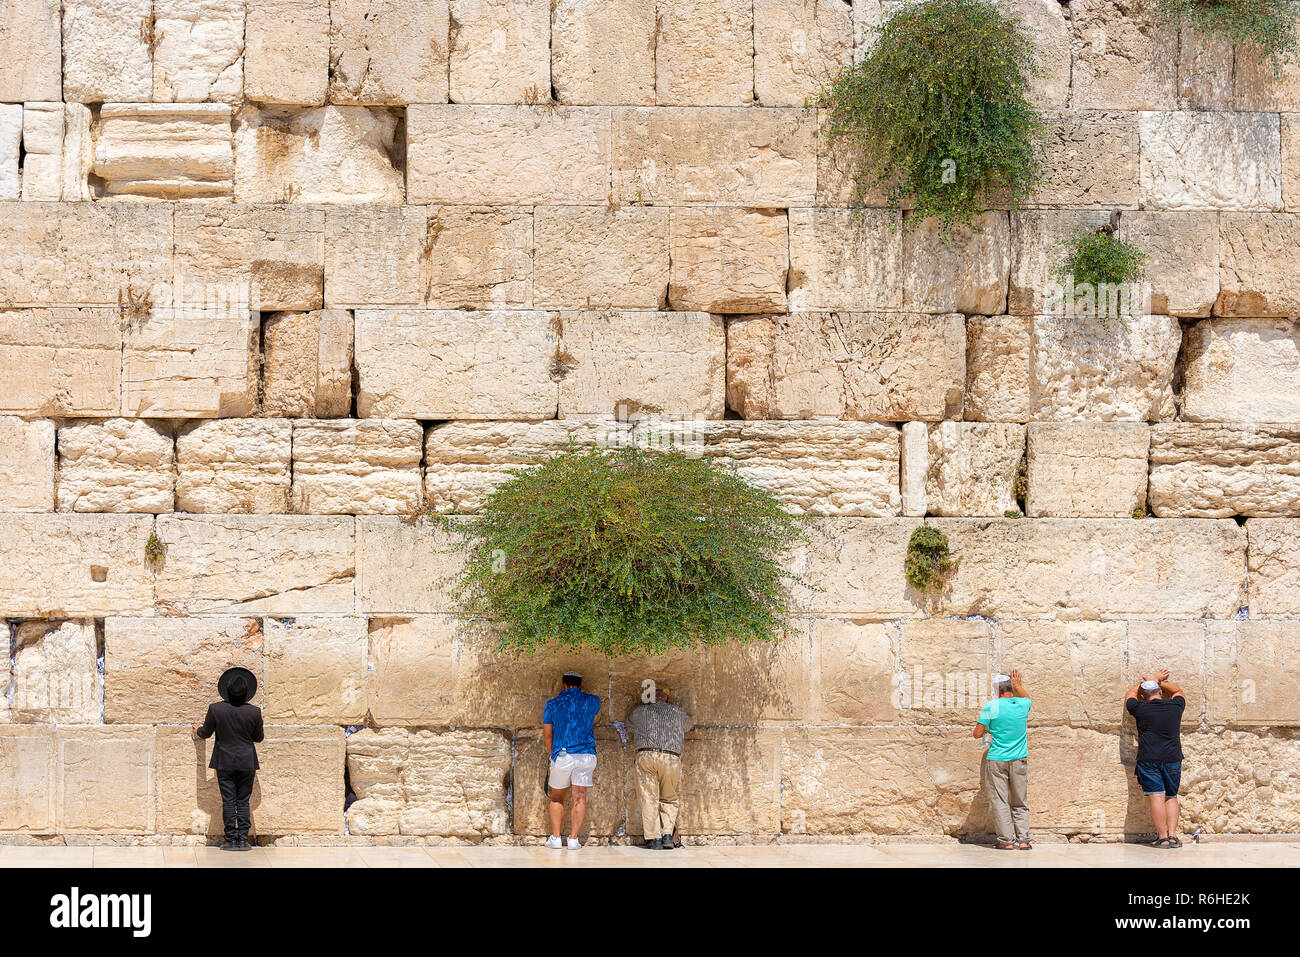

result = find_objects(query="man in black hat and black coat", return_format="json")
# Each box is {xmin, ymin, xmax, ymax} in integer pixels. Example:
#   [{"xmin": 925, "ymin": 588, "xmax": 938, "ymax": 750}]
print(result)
[{"xmin": 192, "ymin": 667, "xmax": 264, "ymax": 851}]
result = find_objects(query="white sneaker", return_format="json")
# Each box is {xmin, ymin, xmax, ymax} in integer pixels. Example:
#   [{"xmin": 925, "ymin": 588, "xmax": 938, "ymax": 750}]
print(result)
[
  {"xmin": 566, "ymin": 838, "xmax": 581, "ymax": 850},
  {"xmin": 544, "ymin": 835, "xmax": 563, "ymax": 849}
]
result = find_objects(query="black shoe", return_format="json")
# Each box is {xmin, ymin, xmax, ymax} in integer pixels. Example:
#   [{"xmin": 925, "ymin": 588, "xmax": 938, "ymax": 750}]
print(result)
[
  {"xmin": 646, "ymin": 838, "xmax": 663, "ymax": 850},
  {"xmin": 660, "ymin": 833, "xmax": 674, "ymax": 850},
  {"xmin": 234, "ymin": 838, "xmax": 252, "ymax": 851},
  {"xmin": 220, "ymin": 840, "xmax": 235, "ymax": 850}
]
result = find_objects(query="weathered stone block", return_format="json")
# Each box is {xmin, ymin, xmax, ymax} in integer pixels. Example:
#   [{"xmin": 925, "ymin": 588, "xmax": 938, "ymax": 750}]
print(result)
[
  {"xmin": 152, "ymin": 0, "xmax": 245, "ymax": 103},
  {"xmin": 0, "ymin": 515, "xmax": 155, "ymax": 618},
  {"xmin": 1217, "ymin": 212, "xmax": 1300, "ymax": 317},
  {"xmin": 787, "ymin": 208, "xmax": 903, "ymax": 312},
  {"xmin": 367, "ymin": 616, "xmax": 459, "ymax": 726},
  {"xmin": 1284, "ymin": 114, "xmax": 1300, "ymax": 211},
  {"xmin": 612, "ymin": 107, "xmax": 816, "ymax": 205},
  {"xmin": 787, "ymin": 517, "xmax": 921, "ymax": 616},
  {"xmin": 260, "ymin": 310, "xmax": 353, "ymax": 418},
  {"xmin": 56, "ymin": 418, "xmax": 175, "ymax": 514},
  {"xmin": 1178, "ymin": 25, "xmax": 1234, "ymax": 109},
  {"xmin": 753, "ymin": 0, "xmax": 853, "ymax": 107},
  {"xmin": 964, "ymin": 314, "xmax": 1030, "ymax": 422},
  {"xmin": 245, "ymin": 0, "xmax": 330, "ymax": 105},
  {"xmin": 355, "ymin": 516, "xmax": 460, "ymax": 615},
  {"xmin": 1008, "ymin": 209, "xmax": 1125, "ymax": 316},
  {"xmin": 93, "ymin": 104, "xmax": 234, "ymax": 199},
  {"xmin": 330, "ymin": 0, "xmax": 449, "ymax": 104},
  {"xmin": 1116, "ymin": 211, "xmax": 1219, "ymax": 317},
  {"xmin": 0, "ymin": 417, "xmax": 55, "ymax": 512},
  {"xmin": 919, "ymin": 422, "xmax": 1025, "ymax": 517},
  {"xmin": 1070, "ymin": 0, "xmax": 1178, "ymax": 109},
  {"xmin": 263, "ymin": 616, "xmax": 367, "ymax": 724},
  {"xmin": 423, "ymin": 206, "xmax": 534, "ymax": 309},
  {"xmin": 512, "ymin": 727, "xmax": 623, "ymax": 837},
  {"xmin": 1140, "ymin": 112, "xmax": 1281, "ymax": 211},
  {"xmin": 355, "ymin": 309, "xmax": 558, "ymax": 419},
  {"xmin": 1150, "ymin": 424, "xmax": 1300, "ymax": 518},
  {"xmin": 1247, "ymin": 519, "xmax": 1300, "ymax": 617},
  {"xmin": 655, "ymin": 0, "xmax": 753, "ymax": 106},
  {"xmin": 1234, "ymin": 34, "xmax": 1300, "ymax": 111},
  {"xmin": 407, "ymin": 105, "xmax": 610, "ymax": 205},
  {"xmin": 62, "ymin": 0, "xmax": 154, "ymax": 102},
  {"xmin": 448, "ymin": 0, "xmax": 548, "ymax": 104},
  {"xmin": 175, "ymin": 419, "xmax": 293, "ymax": 514},
  {"xmin": 1002, "ymin": 0, "xmax": 1070, "ymax": 108},
  {"xmin": 61, "ymin": 103, "xmax": 94, "ymax": 201},
  {"xmin": 291, "ymin": 419, "xmax": 423, "ymax": 514},
  {"xmin": 323, "ymin": 206, "xmax": 426, "ymax": 307},
  {"xmin": 726, "ymin": 312, "xmax": 965, "ymax": 421},
  {"xmin": 1027, "ymin": 422, "xmax": 1150, "ymax": 518},
  {"xmin": 1011, "ymin": 727, "xmax": 1135, "ymax": 835},
  {"xmin": 1180, "ymin": 730, "xmax": 1300, "ymax": 834},
  {"xmin": 0, "ymin": 104, "xmax": 19, "ymax": 200},
  {"xmin": 900, "ymin": 421, "xmax": 927, "ymax": 516},
  {"xmin": 1206, "ymin": 621, "xmax": 1300, "ymax": 727},
  {"xmin": 0, "ymin": 727, "xmax": 56, "ymax": 833},
  {"xmin": 1181, "ymin": 319, "xmax": 1300, "ymax": 422},
  {"xmin": 57, "ymin": 727, "xmax": 155, "ymax": 834},
  {"xmin": 346, "ymin": 728, "xmax": 510, "ymax": 836},
  {"xmin": 810, "ymin": 618, "xmax": 900, "ymax": 725},
  {"xmin": 153, "ymin": 515, "xmax": 356, "ymax": 615},
  {"xmin": 902, "ymin": 212, "xmax": 1010, "ymax": 315},
  {"xmin": 551, "ymin": 0, "xmax": 655, "ymax": 106},
  {"xmin": 1028, "ymin": 112, "xmax": 1139, "ymax": 207},
  {"xmin": 1125, "ymin": 620, "xmax": 1205, "ymax": 722},
  {"xmin": 12, "ymin": 620, "xmax": 101, "ymax": 724},
  {"xmin": 21, "ymin": 101, "xmax": 63, "ymax": 201},
  {"xmin": 533, "ymin": 206, "xmax": 669, "ymax": 309},
  {"xmin": 122, "ymin": 308, "xmax": 258, "ymax": 418},
  {"xmin": 104, "ymin": 616, "xmax": 264, "ymax": 723},
  {"xmin": 0, "ymin": 0, "xmax": 61, "ymax": 102},
  {"xmin": 669, "ymin": 208, "xmax": 789, "ymax": 314},
  {"xmin": 995, "ymin": 620, "xmax": 1128, "ymax": 728},
  {"xmin": 898, "ymin": 619, "xmax": 994, "ymax": 725}
]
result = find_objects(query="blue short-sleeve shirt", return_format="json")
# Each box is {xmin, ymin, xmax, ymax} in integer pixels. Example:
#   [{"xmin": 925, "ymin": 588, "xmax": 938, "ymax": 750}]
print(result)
[
  {"xmin": 542, "ymin": 687, "xmax": 602, "ymax": 760},
  {"xmin": 977, "ymin": 696, "xmax": 1031, "ymax": 761}
]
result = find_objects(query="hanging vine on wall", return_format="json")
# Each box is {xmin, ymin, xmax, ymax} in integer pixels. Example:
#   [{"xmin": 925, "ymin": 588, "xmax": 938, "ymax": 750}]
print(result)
[
  {"xmin": 1152, "ymin": 0, "xmax": 1299, "ymax": 73},
  {"xmin": 819, "ymin": 0, "xmax": 1043, "ymax": 238},
  {"xmin": 904, "ymin": 526, "xmax": 958, "ymax": 596}
]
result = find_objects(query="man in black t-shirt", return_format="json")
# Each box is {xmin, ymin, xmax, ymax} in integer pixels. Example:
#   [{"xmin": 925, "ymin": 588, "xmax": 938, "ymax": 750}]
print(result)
[{"xmin": 1124, "ymin": 668, "xmax": 1185, "ymax": 849}]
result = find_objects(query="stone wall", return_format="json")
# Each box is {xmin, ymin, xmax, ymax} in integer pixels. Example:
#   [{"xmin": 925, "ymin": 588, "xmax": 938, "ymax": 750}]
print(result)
[{"xmin": 2, "ymin": 0, "xmax": 1299, "ymax": 843}]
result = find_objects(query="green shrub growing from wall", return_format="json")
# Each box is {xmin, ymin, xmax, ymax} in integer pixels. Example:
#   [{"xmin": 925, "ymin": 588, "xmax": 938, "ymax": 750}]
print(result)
[
  {"xmin": 1053, "ymin": 226, "xmax": 1148, "ymax": 328},
  {"xmin": 905, "ymin": 526, "xmax": 957, "ymax": 595},
  {"xmin": 448, "ymin": 445, "xmax": 809, "ymax": 657},
  {"xmin": 1152, "ymin": 0, "xmax": 1299, "ymax": 72},
  {"xmin": 819, "ymin": 0, "xmax": 1042, "ymax": 237}
]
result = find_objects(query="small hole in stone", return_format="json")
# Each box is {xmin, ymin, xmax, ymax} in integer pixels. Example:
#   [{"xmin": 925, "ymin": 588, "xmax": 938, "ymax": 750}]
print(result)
[{"xmin": 90, "ymin": 565, "xmax": 108, "ymax": 583}]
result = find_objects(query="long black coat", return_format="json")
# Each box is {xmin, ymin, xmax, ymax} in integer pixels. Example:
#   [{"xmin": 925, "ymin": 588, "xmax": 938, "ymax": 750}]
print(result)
[{"xmin": 195, "ymin": 701, "xmax": 265, "ymax": 771}]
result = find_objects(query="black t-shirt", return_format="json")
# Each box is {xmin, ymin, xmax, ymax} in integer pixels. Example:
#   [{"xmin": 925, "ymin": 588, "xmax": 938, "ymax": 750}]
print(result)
[{"xmin": 1126, "ymin": 695, "xmax": 1185, "ymax": 763}]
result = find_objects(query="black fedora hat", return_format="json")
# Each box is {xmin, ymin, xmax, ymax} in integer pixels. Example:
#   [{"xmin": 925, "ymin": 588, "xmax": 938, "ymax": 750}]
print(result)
[{"xmin": 218, "ymin": 667, "xmax": 257, "ymax": 704}]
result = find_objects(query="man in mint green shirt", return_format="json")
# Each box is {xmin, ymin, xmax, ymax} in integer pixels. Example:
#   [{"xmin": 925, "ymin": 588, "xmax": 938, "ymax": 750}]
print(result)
[{"xmin": 973, "ymin": 669, "xmax": 1032, "ymax": 850}]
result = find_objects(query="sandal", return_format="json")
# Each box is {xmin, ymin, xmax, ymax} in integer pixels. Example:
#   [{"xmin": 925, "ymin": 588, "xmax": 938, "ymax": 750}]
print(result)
[
  {"xmin": 1017, "ymin": 841, "xmax": 1032, "ymax": 850},
  {"xmin": 995, "ymin": 842, "xmax": 1018, "ymax": 850},
  {"xmin": 1151, "ymin": 837, "xmax": 1173, "ymax": 848},
  {"xmin": 1167, "ymin": 836, "xmax": 1182, "ymax": 848}
]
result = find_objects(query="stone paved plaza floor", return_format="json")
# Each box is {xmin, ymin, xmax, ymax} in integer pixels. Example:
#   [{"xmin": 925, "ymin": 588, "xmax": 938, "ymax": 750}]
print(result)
[{"xmin": 1, "ymin": 841, "xmax": 1296, "ymax": 868}]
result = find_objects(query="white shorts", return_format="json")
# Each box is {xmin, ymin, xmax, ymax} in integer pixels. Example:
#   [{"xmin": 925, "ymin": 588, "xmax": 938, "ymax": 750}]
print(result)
[{"xmin": 548, "ymin": 752, "xmax": 597, "ymax": 789}]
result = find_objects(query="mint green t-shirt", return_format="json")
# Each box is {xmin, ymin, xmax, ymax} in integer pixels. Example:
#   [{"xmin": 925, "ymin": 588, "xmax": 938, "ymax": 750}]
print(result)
[{"xmin": 978, "ymin": 697, "xmax": 1031, "ymax": 761}]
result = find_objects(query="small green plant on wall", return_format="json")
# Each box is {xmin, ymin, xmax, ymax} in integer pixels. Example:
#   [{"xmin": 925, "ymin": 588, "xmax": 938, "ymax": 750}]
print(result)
[
  {"xmin": 905, "ymin": 526, "xmax": 957, "ymax": 596},
  {"xmin": 819, "ymin": 0, "xmax": 1043, "ymax": 237},
  {"xmin": 1052, "ymin": 225, "xmax": 1148, "ymax": 329},
  {"xmin": 1152, "ymin": 0, "xmax": 1299, "ymax": 73},
  {"xmin": 144, "ymin": 530, "xmax": 166, "ymax": 568},
  {"xmin": 447, "ymin": 444, "xmax": 809, "ymax": 657}
]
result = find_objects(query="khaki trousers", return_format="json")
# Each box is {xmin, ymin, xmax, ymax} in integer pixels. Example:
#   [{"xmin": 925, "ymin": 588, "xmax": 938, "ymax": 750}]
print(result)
[
  {"xmin": 983, "ymin": 757, "xmax": 1030, "ymax": 844},
  {"xmin": 636, "ymin": 750, "xmax": 682, "ymax": 838}
]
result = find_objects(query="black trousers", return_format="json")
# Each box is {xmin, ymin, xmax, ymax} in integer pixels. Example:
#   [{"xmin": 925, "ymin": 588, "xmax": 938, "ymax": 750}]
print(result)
[{"xmin": 216, "ymin": 770, "xmax": 256, "ymax": 842}]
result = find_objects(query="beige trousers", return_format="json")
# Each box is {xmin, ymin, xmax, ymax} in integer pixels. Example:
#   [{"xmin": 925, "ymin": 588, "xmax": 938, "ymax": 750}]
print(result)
[
  {"xmin": 983, "ymin": 757, "xmax": 1030, "ymax": 844},
  {"xmin": 636, "ymin": 750, "xmax": 682, "ymax": 838}
]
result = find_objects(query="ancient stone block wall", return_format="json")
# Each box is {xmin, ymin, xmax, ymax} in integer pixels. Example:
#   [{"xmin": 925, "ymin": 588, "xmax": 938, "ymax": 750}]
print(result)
[{"xmin": 2, "ymin": 0, "xmax": 1299, "ymax": 843}]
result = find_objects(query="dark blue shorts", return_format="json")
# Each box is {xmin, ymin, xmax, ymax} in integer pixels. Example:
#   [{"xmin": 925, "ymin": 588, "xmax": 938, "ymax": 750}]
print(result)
[{"xmin": 1135, "ymin": 761, "xmax": 1181, "ymax": 796}]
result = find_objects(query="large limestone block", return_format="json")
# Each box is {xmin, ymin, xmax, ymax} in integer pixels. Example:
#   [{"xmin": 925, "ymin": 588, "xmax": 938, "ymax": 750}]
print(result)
[
  {"xmin": 726, "ymin": 312, "xmax": 965, "ymax": 421},
  {"xmin": 1150, "ymin": 424, "xmax": 1300, "ymax": 518},
  {"xmin": 1207, "ymin": 621, "xmax": 1300, "ymax": 727},
  {"xmin": 1178, "ymin": 25, "xmax": 1234, "ymax": 110},
  {"xmin": 1140, "ymin": 112, "xmax": 1281, "ymax": 211},
  {"xmin": 448, "ymin": 0, "xmax": 549, "ymax": 104},
  {"xmin": 1011, "ymin": 727, "xmax": 1138, "ymax": 835},
  {"xmin": 407, "ymin": 105, "xmax": 610, "ymax": 205},
  {"xmin": 1285, "ymin": 114, "xmax": 1300, "ymax": 210},
  {"xmin": 787, "ymin": 208, "xmax": 903, "ymax": 312},
  {"xmin": 1125, "ymin": 620, "xmax": 1206, "ymax": 722},
  {"xmin": 512, "ymin": 727, "xmax": 624, "ymax": 837},
  {"xmin": 900, "ymin": 421, "xmax": 927, "ymax": 515},
  {"xmin": 291, "ymin": 419, "xmax": 424, "ymax": 514},
  {"xmin": 787, "ymin": 517, "xmax": 922, "ymax": 616},
  {"xmin": 356, "ymin": 516, "xmax": 461, "ymax": 615},
  {"xmin": 12, "ymin": 620, "xmax": 101, "ymax": 724},
  {"xmin": 346, "ymin": 728, "xmax": 510, "ymax": 836},
  {"xmin": 1115, "ymin": 211, "xmax": 1219, "ymax": 317},
  {"xmin": 814, "ymin": 106, "xmax": 895, "ymax": 208},
  {"xmin": 263, "ymin": 617, "xmax": 366, "ymax": 723},
  {"xmin": 423, "ymin": 206, "xmax": 534, "ymax": 309},
  {"xmin": 0, "ymin": 515, "xmax": 155, "ymax": 617},
  {"xmin": 1030, "ymin": 315, "xmax": 1181, "ymax": 421},
  {"xmin": 62, "ymin": 103, "xmax": 95, "ymax": 201},
  {"xmin": 898, "ymin": 619, "xmax": 994, "ymax": 725},
  {"xmin": 995, "ymin": 620, "xmax": 1128, "ymax": 729},
  {"xmin": 534, "ymin": 206, "xmax": 670, "ymax": 309},
  {"xmin": 999, "ymin": 0, "xmax": 1070, "ymax": 108},
  {"xmin": 260, "ymin": 310, "xmax": 353, "ymax": 418},
  {"xmin": 175, "ymin": 419, "xmax": 293, "ymax": 513},
  {"xmin": 153, "ymin": 515, "xmax": 356, "ymax": 615},
  {"xmin": 56, "ymin": 727, "xmax": 155, "ymax": 834},
  {"xmin": 56, "ymin": 418, "xmax": 175, "ymax": 514},
  {"xmin": 104, "ymin": 616, "xmax": 263, "ymax": 723},
  {"xmin": 753, "ymin": 0, "xmax": 853, "ymax": 108},
  {"xmin": 612, "ymin": 107, "xmax": 816, "ymax": 206},
  {"xmin": 330, "ymin": 0, "xmax": 449, "ymax": 104},
  {"xmin": 367, "ymin": 616, "xmax": 459, "ymax": 725},
  {"xmin": 654, "ymin": 0, "xmax": 753, "ymax": 106},
  {"xmin": 1070, "ymin": 0, "xmax": 1178, "ymax": 109},
  {"xmin": 1181, "ymin": 319, "xmax": 1300, "ymax": 422},
  {"xmin": 964, "ymin": 314, "xmax": 1030, "ymax": 422},
  {"xmin": 0, "ymin": 204, "xmax": 172, "ymax": 308},
  {"xmin": 1217, "ymin": 212, "xmax": 1300, "ymax": 317},
  {"xmin": 693, "ymin": 630, "xmax": 812, "ymax": 724},
  {"xmin": 458, "ymin": 637, "xmax": 614, "ymax": 727},
  {"xmin": 0, "ymin": 0, "xmax": 61, "ymax": 101},
  {"xmin": 920, "ymin": 422, "xmax": 1025, "ymax": 517},
  {"xmin": 1008, "ymin": 210, "xmax": 1128, "ymax": 316},
  {"xmin": 928, "ymin": 518, "xmax": 1247, "ymax": 620},
  {"xmin": 234, "ymin": 104, "xmax": 404, "ymax": 204},
  {"xmin": 245, "ymin": 0, "xmax": 329, "ymax": 105},
  {"xmin": 0, "ymin": 417, "xmax": 55, "ymax": 512},
  {"xmin": 355, "ymin": 310, "xmax": 559, "ymax": 419},
  {"xmin": 93, "ymin": 103, "xmax": 234, "ymax": 199},
  {"xmin": 555, "ymin": 311, "xmax": 725, "ymax": 418},
  {"xmin": 21, "ymin": 101, "xmax": 64, "ymax": 201},
  {"xmin": 122, "ymin": 308, "xmax": 259, "ymax": 418},
  {"xmin": 152, "ymin": 0, "xmax": 245, "ymax": 103},
  {"xmin": 668, "ymin": 208, "xmax": 789, "ymax": 314},
  {"xmin": 173, "ymin": 205, "xmax": 325, "ymax": 312},
  {"xmin": 810, "ymin": 618, "xmax": 900, "ymax": 725},
  {"xmin": 1027, "ymin": 422, "xmax": 1150, "ymax": 518},
  {"xmin": 1234, "ymin": 31, "xmax": 1300, "ymax": 111},
  {"xmin": 0, "ymin": 727, "xmax": 56, "ymax": 833},
  {"xmin": 0, "ymin": 104, "xmax": 18, "ymax": 199},
  {"xmin": 62, "ymin": 0, "xmax": 154, "ymax": 101},
  {"xmin": 1180, "ymin": 730, "xmax": 1300, "ymax": 834},
  {"xmin": 1247, "ymin": 519, "xmax": 1300, "ymax": 616},
  {"xmin": 551, "ymin": 0, "xmax": 655, "ymax": 106},
  {"xmin": 901, "ymin": 212, "xmax": 1010, "ymax": 315},
  {"xmin": 1028, "ymin": 112, "xmax": 1139, "ymax": 207},
  {"xmin": 323, "ymin": 206, "xmax": 426, "ymax": 307}
]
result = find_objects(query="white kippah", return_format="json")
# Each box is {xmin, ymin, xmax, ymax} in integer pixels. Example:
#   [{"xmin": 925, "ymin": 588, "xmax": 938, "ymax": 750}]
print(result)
[
  {"xmin": 993, "ymin": 673, "xmax": 1011, "ymax": 684},
  {"xmin": 1140, "ymin": 680, "xmax": 1160, "ymax": 691}
]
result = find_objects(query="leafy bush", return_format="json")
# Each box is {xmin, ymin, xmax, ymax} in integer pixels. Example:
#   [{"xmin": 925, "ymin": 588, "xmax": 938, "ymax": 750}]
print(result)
[
  {"xmin": 819, "ymin": 0, "xmax": 1042, "ymax": 236},
  {"xmin": 904, "ymin": 526, "xmax": 957, "ymax": 595},
  {"xmin": 448, "ymin": 445, "xmax": 809, "ymax": 657},
  {"xmin": 1152, "ymin": 0, "xmax": 1298, "ymax": 72},
  {"xmin": 1052, "ymin": 226, "xmax": 1148, "ymax": 327},
  {"xmin": 144, "ymin": 530, "xmax": 166, "ymax": 567}
]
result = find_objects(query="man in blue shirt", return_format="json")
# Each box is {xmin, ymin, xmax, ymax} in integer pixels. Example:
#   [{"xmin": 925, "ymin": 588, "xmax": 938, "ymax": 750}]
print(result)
[
  {"xmin": 542, "ymin": 671, "xmax": 602, "ymax": 849},
  {"xmin": 973, "ymin": 669, "xmax": 1032, "ymax": 850}
]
